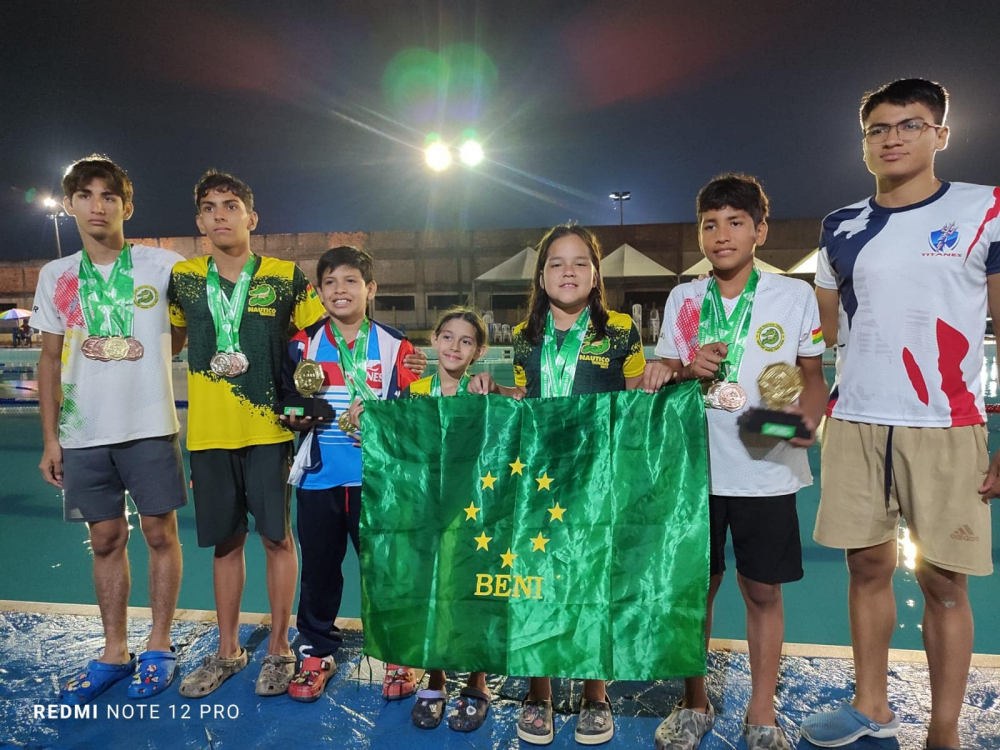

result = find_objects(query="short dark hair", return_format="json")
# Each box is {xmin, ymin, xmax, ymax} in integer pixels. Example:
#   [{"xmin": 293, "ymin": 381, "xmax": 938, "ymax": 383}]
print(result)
[
  {"xmin": 194, "ymin": 170, "xmax": 254, "ymax": 213},
  {"xmin": 317, "ymin": 246, "xmax": 374, "ymax": 285},
  {"xmin": 696, "ymin": 173, "xmax": 770, "ymax": 227},
  {"xmin": 433, "ymin": 306, "xmax": 488, "ymax": 349},
  {"xmin": 860, "ymin": 78, "xmax": 949, "ymax": 127},
  {"xmin": 62, "ymin": 155, "xmax": 133, "ymax": 205}
]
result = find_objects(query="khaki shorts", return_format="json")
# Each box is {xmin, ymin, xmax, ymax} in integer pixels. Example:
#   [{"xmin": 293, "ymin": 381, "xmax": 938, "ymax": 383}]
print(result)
[{"xmin": 815, "ymin": 417, "xmax": 993, "ymax": 576}]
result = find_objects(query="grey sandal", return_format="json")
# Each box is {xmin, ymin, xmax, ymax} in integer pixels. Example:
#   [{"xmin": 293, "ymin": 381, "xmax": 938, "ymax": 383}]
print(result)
[
  {"xmin": 411, "ymin": 689, "xmax": 448, "ymax": 729},
  {"xmin": 255, "ymin": 654, "xmax": 296, "ymax": 697},
  {"xmin": 179, "ymin": 648, "xmax": 248, "ymax": 699}
]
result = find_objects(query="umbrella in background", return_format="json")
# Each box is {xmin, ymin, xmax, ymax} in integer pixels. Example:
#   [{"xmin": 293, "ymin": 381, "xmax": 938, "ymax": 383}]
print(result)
[{"xmin": 0, "ymin": 309, "xmax": 32, "ymax": 322}]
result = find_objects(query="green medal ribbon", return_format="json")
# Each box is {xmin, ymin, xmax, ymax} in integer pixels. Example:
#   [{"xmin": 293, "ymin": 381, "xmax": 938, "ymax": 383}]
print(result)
[
  {"xmin": 205, "ymin": 254, "xmax": 256, "ymax": 354},
  {"xmin": 540, "ymin": 308, "xmax": 591, "ymax": 398},
  {"xmin": 77, "ymin": 244, "xmax": 135, "ymax": 337},
  {"xmin": 330, "ymin": 318, "xmax": 379, "ymax": 401},
  {"xmin": 697, "ymin": 267, "xmax": 760, "ymax": 382},
  {"xmin": 430, "ymin": 373, "xmax": 470, "ymax": 397}
]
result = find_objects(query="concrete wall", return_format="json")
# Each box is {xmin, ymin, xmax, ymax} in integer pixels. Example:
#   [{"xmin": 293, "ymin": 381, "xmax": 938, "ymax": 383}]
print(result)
[{"xmin": 0, "ymin": 220, "xmax": 820, "ymax": 332}]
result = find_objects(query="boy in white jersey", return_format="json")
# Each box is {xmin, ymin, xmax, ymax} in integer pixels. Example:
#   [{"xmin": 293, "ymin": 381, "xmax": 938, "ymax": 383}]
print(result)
[
  {"xmin": 802, "ymin": 79, "xmax": 999, "ymax": 750},
  {"xmin": 645, "ymin": 174, "xmax": 827, "ymax": 750},
  {"xmin": 31, "ymin": 156, "xmax": 187, "ymax": 704}
]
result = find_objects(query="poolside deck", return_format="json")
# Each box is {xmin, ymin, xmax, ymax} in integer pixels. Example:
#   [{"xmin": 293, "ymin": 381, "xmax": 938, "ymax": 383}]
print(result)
[{"xmin": 2, "ymin": 604, "xmax": 998, "ymax": 750}]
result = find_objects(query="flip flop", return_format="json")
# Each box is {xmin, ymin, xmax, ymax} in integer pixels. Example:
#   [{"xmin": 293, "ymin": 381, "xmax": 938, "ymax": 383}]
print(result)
[
  {"xmin": 60, "ymin": 655, "xmax": 137, "ymax": 705},
  {"xmin": 382, "ymin": 664, "xmax": 418, "ymax": 701},
  {"xmin": 128, "ymin": 648, "xmax": 178, "ymax": 699},
  {"xmin": 411, "ymin": 688, "xmax": 448, "ymax": 729},
  {"xmin": 448, "ymin": 686, "xmax": 491, "ymax": 732}
]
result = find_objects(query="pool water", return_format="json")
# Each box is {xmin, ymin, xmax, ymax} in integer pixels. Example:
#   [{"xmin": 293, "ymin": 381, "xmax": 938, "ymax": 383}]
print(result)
[{"xmin": 1, "ymin": 347, "xmax": 998, "ymax": 654}]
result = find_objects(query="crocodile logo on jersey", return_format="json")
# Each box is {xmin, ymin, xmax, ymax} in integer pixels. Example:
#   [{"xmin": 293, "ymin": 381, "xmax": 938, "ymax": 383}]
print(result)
[
  {"xmin": 925, "ymin": 222, "xmax": 961, "ymax": 257},
  {"xmin": 755, "ymin": 323, "xmax": 784, "ymax": 352},
  {"xmin": 580, "ymin": 333, "xmax": 610, "ymax": 356},
  {"xmin": 248, "ymin": 283, "xmax": 276, "ymax": 307},
  {"xmin": 133, "ymin": 285, "xmax": 158, "ymax": 309}
]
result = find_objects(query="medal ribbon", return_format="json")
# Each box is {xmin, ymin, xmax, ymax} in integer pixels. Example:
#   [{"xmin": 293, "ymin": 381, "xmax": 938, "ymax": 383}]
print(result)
[
  {"xmin": 430, "ymin": 373, "xmax": 471, "ymax": 396},
  {"xmin": 329, "ymin": 318, "xmax": 378, "ymax": 401},
  {"xmin": 77, "ymin": 244, "xmax": 134, "ymax": 337},
  {"xmin": 540, "ymin": 308, "xmax": 591, "ymax": 398},
  {"xmin": 206, "ymin": 254, "xmax": 256, "ymax": 353},
  {"xmin": 697, "ymin": 267, "xmax": 760, "ymax": 382}
]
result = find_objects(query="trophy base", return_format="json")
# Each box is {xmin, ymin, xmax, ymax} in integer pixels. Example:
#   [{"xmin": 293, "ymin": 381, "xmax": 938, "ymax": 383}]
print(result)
[
  {"xmin": 276, "ymin": 396, "xmax": 336, "ymax": 420},
  {"xmin": 738, "ymin": 409, "xmax": 810, "ymax": 440}
]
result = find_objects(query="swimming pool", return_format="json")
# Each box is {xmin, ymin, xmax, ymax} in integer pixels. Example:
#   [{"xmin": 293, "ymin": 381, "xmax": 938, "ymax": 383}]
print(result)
[{"xmin": 1, "ymin": 346, "xmax": 998, "ymax": 655}]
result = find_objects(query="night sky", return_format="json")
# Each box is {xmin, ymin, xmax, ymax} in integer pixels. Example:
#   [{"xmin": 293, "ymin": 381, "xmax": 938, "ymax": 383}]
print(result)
[{"xmin": 3, "ymin": 0, "xmax": 1000, "ymax": 260}]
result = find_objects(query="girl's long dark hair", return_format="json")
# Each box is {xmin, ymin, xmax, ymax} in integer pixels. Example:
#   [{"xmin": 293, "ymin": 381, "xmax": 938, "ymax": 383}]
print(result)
[{"xmin": 523, "ymin": 223, "xmax": 609, "ymax": 346}]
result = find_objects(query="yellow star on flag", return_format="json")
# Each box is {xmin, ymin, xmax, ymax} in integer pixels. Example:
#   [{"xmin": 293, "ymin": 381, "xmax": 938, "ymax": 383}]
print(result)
[
  {"xmin": 474, "ymin": 532, "xmax": 492, "ymax": 551},
  {"xmin": 500, "ymin": 548, "xmax": 518, "ymax": 569},
  {"xmin": 463, "ymin": 502, "xmax": 480, "ymax": 521},
  {"xmin": 535, "ymin": 472, "xmax": 553, "ymax": 491},
  {"xmin": 509, "ymin": 457, "xmax": 525, "ymax": 475},
  {"xmin": 547, "ymin": 502, "xmax": 566, "ymax": 522},
  {"xmin": 530, "ymin": 533, "xmax": 549, "ymax": 552},
  {"xmin": 480, "ymin": 471, "xmax": 497, "ymax": 490}
]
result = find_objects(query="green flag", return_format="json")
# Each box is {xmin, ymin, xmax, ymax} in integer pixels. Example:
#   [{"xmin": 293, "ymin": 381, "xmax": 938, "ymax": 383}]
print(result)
[{"xmin": 360, "ymin": 380, "xmax": 709, "ymax": 681}]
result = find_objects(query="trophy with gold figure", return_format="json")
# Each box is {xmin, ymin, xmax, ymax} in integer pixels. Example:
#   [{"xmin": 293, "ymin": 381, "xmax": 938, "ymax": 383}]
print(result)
[
  {"xmin": 737, "ymin": 363, "xmax": 811, "ymax": 440},
  {"xmin": 276, "ymin": 359, "xmax": 336, "ymax": 420}
]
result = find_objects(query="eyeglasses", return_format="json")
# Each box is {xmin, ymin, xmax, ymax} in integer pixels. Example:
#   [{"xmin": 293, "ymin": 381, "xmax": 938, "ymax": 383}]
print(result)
[{"xmin": 864, "ymin": 118, "xmax": 943, "ymax": 144}]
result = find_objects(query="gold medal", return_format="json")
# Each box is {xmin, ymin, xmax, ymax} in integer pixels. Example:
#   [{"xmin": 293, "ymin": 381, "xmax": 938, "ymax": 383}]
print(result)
[
  {"xmin": 294, "ymin": 360, "xmax": 325, "ymax": 397},
  {"xmin": 103, "ymin": 336, "xmax": 130, "ymax": 361},
  {"xmin": 338, "ymin": 411, "xmax": 358, "ymax": 434},
  {"xmin": 757, "ymin": 363, "xmax": 804, "ymax": 410}
]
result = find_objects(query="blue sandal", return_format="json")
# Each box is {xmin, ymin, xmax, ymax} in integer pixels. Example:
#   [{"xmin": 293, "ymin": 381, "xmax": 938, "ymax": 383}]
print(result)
[
  {"xmin": 800, "ymin": 700, "xmax": 900, "ymax": 747},
  {"xmin": 60, "ymin": 655, "xmax": 136, "ymax": 705},
  {"xmin": 128, "ymin": 648, "xmax": 178, "ymax": 699}
]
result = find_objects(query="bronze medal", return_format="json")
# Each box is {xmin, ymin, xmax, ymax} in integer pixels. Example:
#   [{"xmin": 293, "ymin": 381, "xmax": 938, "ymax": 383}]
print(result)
[
  {"xmin": 125, "ymin": 337, "xmax": 144, "ymax": 361},
  {"xmin": 225, "ymin": 353, "xmax": 245, "ymax": 378},
  {"xmin": 294, "ymin": 360, "xmax": 325, "ymax": 397},
  {"xmin": 210, "ymin": 352, "xmax": 232, "ymax": 377},
  {"xmin": 236, "ymin": 352, "xmax": 249, "ymax": 375},
  {"xmin": 338, "ymin": 411, "xmax": 359, "ymax": 435},
  {"xmin": 716, "ymin": 382, "xmax": 748, "ymax": 412},
  {"xmin": 757, "ymin": 363, "xmax": 804, "ymax": 410},
  {"xmin": 82, "ymin": 336, "xmax": 104, "ymax": 361},
  {"xmin": 103, "ymin": 336, "xmax": 130, "ymax": 361}
]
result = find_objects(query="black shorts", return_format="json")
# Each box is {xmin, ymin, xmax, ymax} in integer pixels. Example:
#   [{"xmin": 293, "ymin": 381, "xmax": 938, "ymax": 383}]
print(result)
[
  {"xmin": 62, "ymin": 434, "xmax": 188, "ymax": 523},
  {"xmin": 709, "ymin": 493, "xmax": 803, "ymax": 585},
  {"xmin": 189, "ymin": 441, "xmax": 293, "ymax": 548}
]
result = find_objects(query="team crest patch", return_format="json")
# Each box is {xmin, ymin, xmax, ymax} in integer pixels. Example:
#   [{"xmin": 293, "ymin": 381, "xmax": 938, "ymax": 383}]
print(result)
[
  {"xmin": 927, "ymin": 222, "xmax": 960, "ymax": 254},
  {"xmin": 133, "ymin": 285, "xmax": 158, "ymax": 309},
  {"xmin": 248, "ymin": 283, "xmax": 276, "ymax": 307},
  {"xmin": 756, "ymin": 323, "xmax": 784, "ymax": 352}
]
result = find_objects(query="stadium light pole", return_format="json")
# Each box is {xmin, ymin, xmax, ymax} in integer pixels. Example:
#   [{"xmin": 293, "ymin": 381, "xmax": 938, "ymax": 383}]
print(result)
[
  {"xmin": 43, "ymin": 197, "xmax": 65, "ymax": 258},
  {"xmin": 610, "ymin": 191, "xmax": 631, "ymax": 226}
]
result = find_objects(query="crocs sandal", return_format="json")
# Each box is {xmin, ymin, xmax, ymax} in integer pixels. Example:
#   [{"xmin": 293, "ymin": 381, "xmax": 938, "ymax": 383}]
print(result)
[
  {"xmin": 799, "ymin": 701, "xmax": 900, "ymax": 747},
  {"xmin": 255, "ymin": 654, "xmax": 296, "ymax": 697},
  {"xmin": 517, "ymin": 697, "xmax": 554, "ymax": 745},
  {"xmin": 178, "ymin": 648, "xmax": 248, "ymax": 699},
  {"xmin": 60, "ymin": 655, "xmax": 136, "ymax": 705},
  {"xmin": 128, "ymin": 648, "xmax": 178, "ymax": 699},
  {"xmin": 382, "ymin": 664, "xmax": 418, "ymax": 701},
  {"xmin": 288, "ymin": 656, "xmax": 336, "ymax": 702},
  {"xmin": 448, "ymin": 686, "xmax": 491, "ymax": 733},
  {"xmin": 412, "ymin": 688, "xmax": 448, "ymax": 729}
]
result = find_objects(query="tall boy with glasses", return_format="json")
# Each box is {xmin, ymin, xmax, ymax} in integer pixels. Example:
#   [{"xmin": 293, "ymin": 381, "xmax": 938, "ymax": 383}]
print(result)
[{"xmin": 802, "ymin": 79, "xmax": 999, "ymax": 750}]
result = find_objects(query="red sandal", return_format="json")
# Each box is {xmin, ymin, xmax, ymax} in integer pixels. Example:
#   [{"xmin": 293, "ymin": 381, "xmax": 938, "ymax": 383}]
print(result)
[
  {"xmin": 288, "ymin": 656, "xmax": 336, "ymax": 702},
  {"xmin": 382, "ymin": 664, "xmax": 418, "ymax": 701}
]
